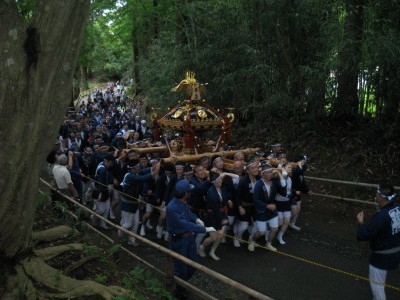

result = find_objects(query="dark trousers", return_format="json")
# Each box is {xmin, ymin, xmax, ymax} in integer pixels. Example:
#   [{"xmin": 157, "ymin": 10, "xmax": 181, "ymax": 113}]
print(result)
[{"xmin": 169, "ymin": 235, "xmax": 198, "ymax": 297}]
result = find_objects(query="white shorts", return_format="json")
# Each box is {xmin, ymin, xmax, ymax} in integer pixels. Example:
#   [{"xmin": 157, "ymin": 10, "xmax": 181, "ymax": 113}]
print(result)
[
  {"xmin": 120, "ymin": 210, "xmax": 140, "ymax": 230},
  {"xmin": 94, "ymin": 198, "xmax": 110, "ymax": 217},
  {"xmin": 112, "ymin": 189, "xmax": 121, "ymax": 202},
  {"xmin": 146, "ymin": 203, "xmax": 153, "ymax": 213},
  {"xmin": 369, "ymin": 264, "xmax": 387, "ymax": 300},
  {"xmin": 278, "ymin": 211, "xmax": 291, "ymax": 219},
  {"xmin": 267, "ymin": 216, "xmax": 279, "ymax": 228},
  {"xmin": 256, "ymin": 221, "xmax": 267, "ymax": 233}
]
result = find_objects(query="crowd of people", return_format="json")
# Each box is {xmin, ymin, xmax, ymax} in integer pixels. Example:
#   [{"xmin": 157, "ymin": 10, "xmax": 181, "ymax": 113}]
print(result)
[
  {"xmin": 45, "ymin": 83, "xmax": 400, "ymax": 300},
  {"xmin": 46, "ymin": 83, "xmax": 312, "ymax": 255}
]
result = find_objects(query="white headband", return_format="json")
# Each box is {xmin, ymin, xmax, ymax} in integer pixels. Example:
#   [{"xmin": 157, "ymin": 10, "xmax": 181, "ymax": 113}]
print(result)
[
  {"xmin": 261, "ymin": 167, "xmax": 274, "ymax": 174},
  {"xmin": 377, "ymin": 188, "xmax": 397, "ymax": 201}
]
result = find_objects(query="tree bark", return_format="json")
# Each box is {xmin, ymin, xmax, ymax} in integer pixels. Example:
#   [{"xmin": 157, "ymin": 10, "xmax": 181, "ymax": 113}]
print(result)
[
  {"xmin": 153, "ymin": 0, "xmax": 159, "ymax": 39},
  {"xmin": 0, "ymin": 0, "xmax": 90, "ymax": 257},
  {"xmin": 335, "ymin": 0, "xmax": 365, "ymax": 121},
  {"xmin": 175, "ymin": 0, "xmax": 188, "ymax": 45},
  {"xmin": 80, "ymin": 64, "xmax": 89, "ymax": 91},
  {"xmin": 378, "ymin": 63, "xmax": 400, "ymax": 124}
]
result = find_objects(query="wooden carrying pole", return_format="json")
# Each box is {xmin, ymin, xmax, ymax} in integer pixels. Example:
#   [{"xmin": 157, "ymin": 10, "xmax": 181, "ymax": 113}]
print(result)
[
  {"xmin": 162, "ymin": 148, "xmax": 260, "ymax": 164},
  {"xmin": 128, "ymin": 146, "xmax": 168, "ymax": 154},
  {"xmin": 223, "ymin": 161, "xmax": 247, "ymax": 171},
  {"xmin": 305, "ymin": 176, "xmax": 400, "ymax": 191},
  {"xmin": 40, "ymin": 178, "xmax": 272, "ymax": 300}
]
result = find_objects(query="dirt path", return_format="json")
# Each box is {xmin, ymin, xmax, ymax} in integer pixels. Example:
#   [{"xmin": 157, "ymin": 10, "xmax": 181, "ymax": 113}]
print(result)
[{"xmin": 104, "ymin": 196, "xmax": 400, "ymax": 300}]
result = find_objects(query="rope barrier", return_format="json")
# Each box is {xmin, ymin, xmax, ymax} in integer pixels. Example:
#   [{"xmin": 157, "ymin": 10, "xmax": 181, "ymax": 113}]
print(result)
[
  {"xmin": 305, "ymin": 176, "xmax": 400, "ymax": 191},
  {"xmin": 37, "ymin": 189, "xmax": 217, "ymax": 300},
  {"xmin": 311, "ymin": 192, "xmax": 376, "ymax": 206},
  {"xmin": 39, "ymin": 178, "xmax": 273, "ymax": 300},
  {"xmin": 65, "ymin": 174, "xmax": 400, "ymax": 293}
]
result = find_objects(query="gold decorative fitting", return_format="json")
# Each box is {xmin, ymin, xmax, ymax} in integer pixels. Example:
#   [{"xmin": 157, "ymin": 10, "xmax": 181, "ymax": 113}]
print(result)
[
  {"xmin": 173, "ymin": 109, "xmax": 183, "ymax": 118},
  {"xmin": 227, "ymin": 113, "xmax": 235, "ymax": 122},
  {"xmin": 198, "ymin": 110, "xmax": 207, "ymax": 118}
]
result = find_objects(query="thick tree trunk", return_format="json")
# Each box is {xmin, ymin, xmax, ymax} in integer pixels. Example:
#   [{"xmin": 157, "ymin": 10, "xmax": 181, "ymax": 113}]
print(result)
[
  {"xmin": 0, "ymin": 0, "xmax": 90, "ymax": 257},
  {"xmin": 80, "ymin": 64, "xmax": 89, "ymax": 91},
  {"xmin": 335, "ymin": 0, "xmax": 365, "ymax": 121}
]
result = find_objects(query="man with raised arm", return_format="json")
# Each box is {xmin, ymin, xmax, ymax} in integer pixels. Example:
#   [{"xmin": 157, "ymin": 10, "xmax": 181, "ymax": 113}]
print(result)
[{"xmin": 356, "ymin": 184, "xmax": 400, "ymax": 300}]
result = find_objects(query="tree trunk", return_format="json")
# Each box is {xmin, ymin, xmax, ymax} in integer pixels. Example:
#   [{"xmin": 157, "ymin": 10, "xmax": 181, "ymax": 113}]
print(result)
[
  {"xmin": 153, "ymin": 0, "xmax": 159, "ymax": 39},
  {"xmin": 175, "ymin": 0, "xmax": 188, "ymax": 45},
  {"xmin": 335, "ymin": 0, "xmax": 365, "ymax": 121},
  {"xmin": 0, "ymin": 0, "xmax": 90, "ymax": 258},
  {"xmin": 133, "ymin": 43, "xmax": 140, "ymax": 90},
  {"xmin": 379, "ymin": 63, "xmax": 400, "ymax": 124},
  {"xmin": 80, "ymin": 64, "xmax": 89, "ymax": 91}
]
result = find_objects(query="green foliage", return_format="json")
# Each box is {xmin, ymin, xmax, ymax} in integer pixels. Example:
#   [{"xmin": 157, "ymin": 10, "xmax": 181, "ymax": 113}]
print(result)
[
  {"xmin": 122, "ymin": 276, "xmax": 133, "ymax": 290},
  {"xmin": 113, "ymin": 296, "xmax": 134, "ymax": 300},
  {"xmin": 129, "ymin": 267, "xmax": 144, "ymax": 283},
  {"xmin": 52, "ymin": 201, "xmax": 68, "ymax": 214},
  {"xmin": 78, "ymin": 0, "xmax": 132, "ymax": 81},
  {"xmin": 128, "ymin": 267, "xmax": 173, "ymax": 300},
  {"xmin": 95, "ymin": 274, "xmax": 108, "ymax": 284},
  {"xmin": 107, "ymin": 243, "xmax": 121, "ymax": 255},
  {"xmin": 36, "ymin": 192, "xmax": 51, "ymax": 210},
  {"xmin": 81, "ymin": 0, "xmax": 400, "ymax": 127},
  {"xmin": 99, "ymin": 256, "xmax": 110, "ymax": 264},
  {"xmin": 83, "ymin": 245, "xmax": 102, "ymax": 256},
  {"xmin": 16, "ymin": 0, "xmax": 36, "ymax": 22}
]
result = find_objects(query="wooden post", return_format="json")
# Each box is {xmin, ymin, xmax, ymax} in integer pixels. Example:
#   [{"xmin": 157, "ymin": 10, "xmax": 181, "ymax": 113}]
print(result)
[{"xmin": 165, "ymin": 254, "xmax": 175, "ymax": 294}]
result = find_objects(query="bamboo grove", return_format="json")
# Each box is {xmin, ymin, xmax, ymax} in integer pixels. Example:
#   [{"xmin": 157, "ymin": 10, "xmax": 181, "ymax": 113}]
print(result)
[{"xmin": 67, "ymin": 0, "xmax": 400, "ymax": 129}]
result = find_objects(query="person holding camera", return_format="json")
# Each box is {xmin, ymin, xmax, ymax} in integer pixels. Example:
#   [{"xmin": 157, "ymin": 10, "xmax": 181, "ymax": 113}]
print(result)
[
  {"xmin": 356, "ymin": 184, "xmax": 400, "ymax": 300},
  {"xmin": 166, "ymin": 180, "xmax": 216, "ymax": 299}
]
